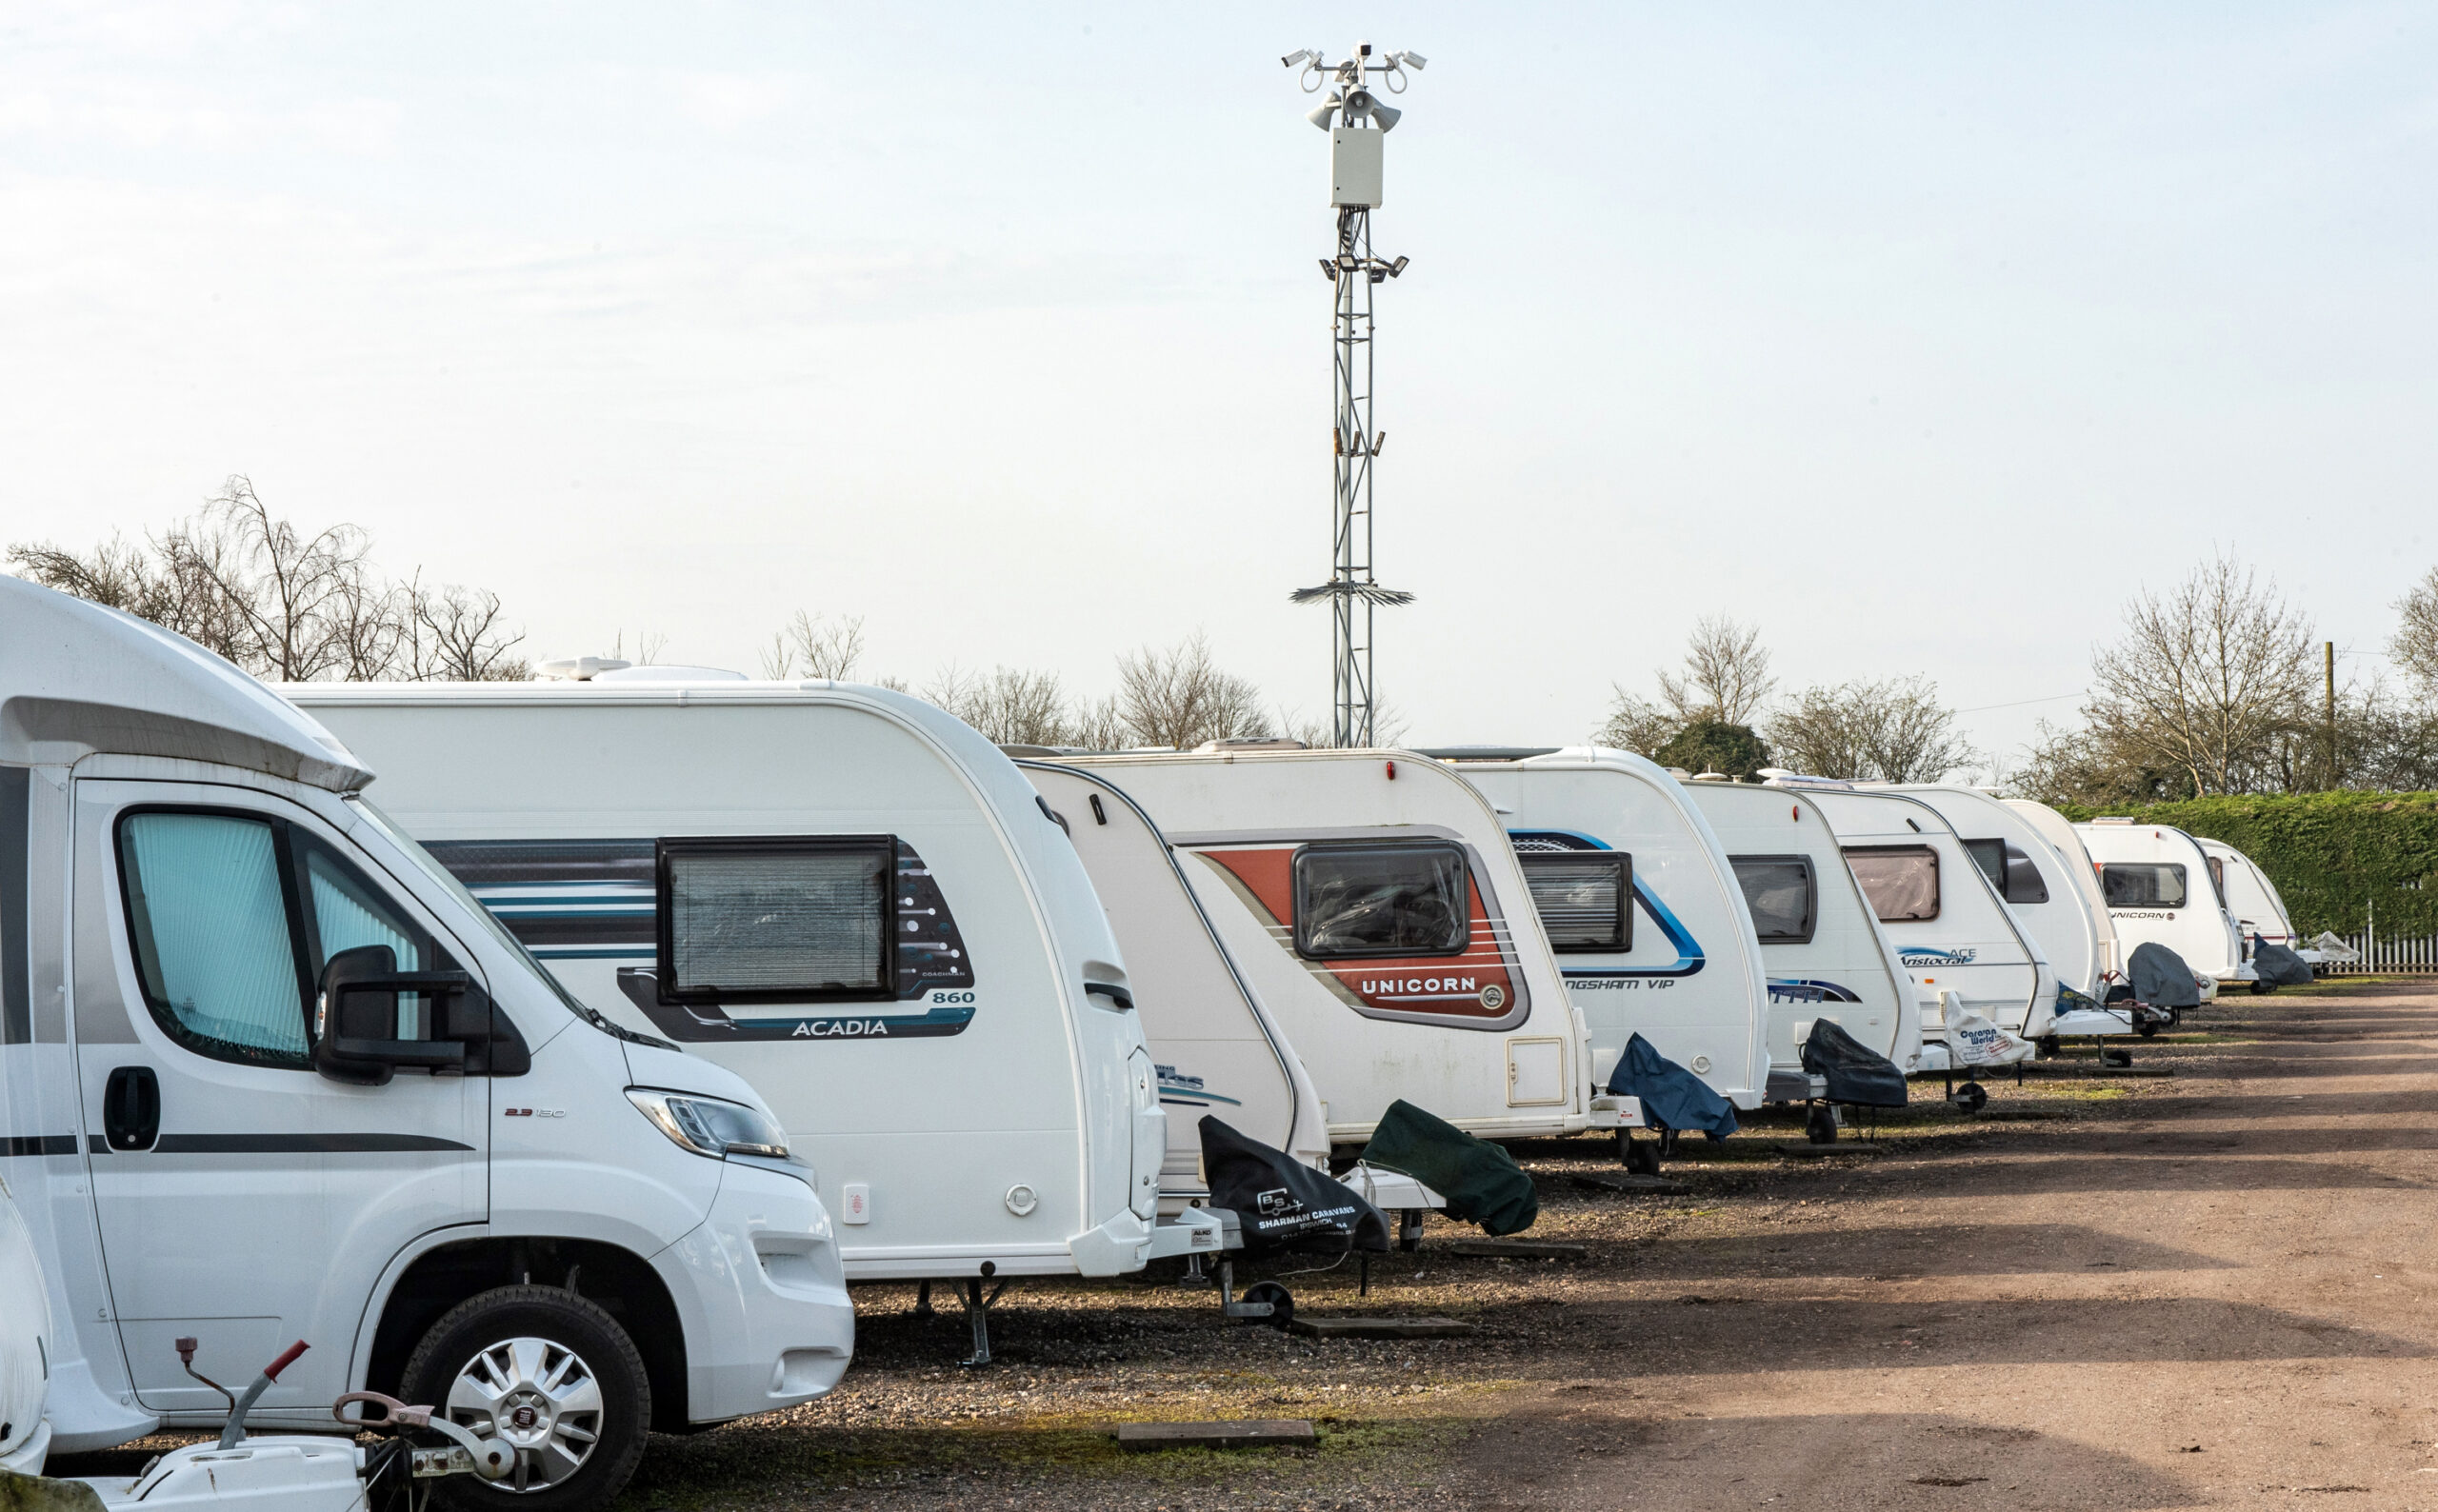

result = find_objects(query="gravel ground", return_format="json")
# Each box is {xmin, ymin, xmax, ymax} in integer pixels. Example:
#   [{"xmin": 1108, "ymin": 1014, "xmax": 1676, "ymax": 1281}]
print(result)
[{"xmin": 54, "ymin": 977, "xmax": 2438, "ymax": 1510}]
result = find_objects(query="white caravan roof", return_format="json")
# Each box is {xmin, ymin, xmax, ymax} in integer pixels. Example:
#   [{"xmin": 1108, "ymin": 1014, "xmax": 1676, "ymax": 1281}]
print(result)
[
  {"xmin": 1436, "ymin": 748, "xmax": 1772, "ymax": 1110},
  {"xmin": 1678, "ymin": 779, "xmax": 1925, "ymax": 1095},
  {"xmin": 1796, "ymin": 786, "xmax": 2058, "ymax": 1041},
  {"xmin": 2073, "ymin": 821, "xmax": 2246, "ymax": 981},
  {"xmin": 1889, "ymin": 786, "xmax": 2115, "ymax": 1002},
  {"xmin": 1063, "ymin": 748, "xmax": 1589, "ymax": 1144},
  {"xmin": 292, "ymin": 680, "xmax": 1159, "ymax": 1283},
  {"xmin": 2191, "ymin": 838, "xmax": 2297, "ymax": 945},
  {"xmin": 0, "ymin": 576, "xmax": 370, "ymax": 789},
  {"xmin": 1019, "ymin": 760, "xmax": 1331, "ymax": 1200}
]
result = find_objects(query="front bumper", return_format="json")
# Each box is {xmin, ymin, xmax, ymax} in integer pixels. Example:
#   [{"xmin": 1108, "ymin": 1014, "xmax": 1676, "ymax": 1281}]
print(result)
[{"xmin": 659, "ymin": 1160, "xmax": 854, "ymax": 1423}]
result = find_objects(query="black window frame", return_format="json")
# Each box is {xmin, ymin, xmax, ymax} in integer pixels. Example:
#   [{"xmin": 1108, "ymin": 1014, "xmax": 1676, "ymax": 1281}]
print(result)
[
  {"xmin": 655, "ymin": 833, "xmax": 898, "ymax": 1004},
  {"xmin": 1729, "ymin": 854, "xmax": 1817, "ymax": 944},
  {"xmin": 1845, "ymin": 844, "xmax": 1943, "ymax": 924},
  {"xmin": 2100, "ymin": 862, "xmax": 2188, "ymax": 910},
  {"xmin": 1290, "ymin": 840, "xmax": 1473, "ymax": 961},
  {"xmin": 113, "ymin": 804, "xmax": 456, "ymax": 1072},
  {"xmin": 1518, "ymin": 852, "xmax": 1631, "ymax": 953},
  {"xmin": 1963, "ymin": 838, "xmax": 2050, "ymax": 906}
]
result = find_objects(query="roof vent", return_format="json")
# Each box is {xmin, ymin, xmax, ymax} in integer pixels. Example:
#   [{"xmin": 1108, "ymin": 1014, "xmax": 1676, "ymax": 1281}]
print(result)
[
  {"xmin": 1194, "ymin": 738, "xmax": 1309, "ymax": 753},
  {"xmin": 533, "ymin": 656, "xmax": 632, "ymax": 682}
]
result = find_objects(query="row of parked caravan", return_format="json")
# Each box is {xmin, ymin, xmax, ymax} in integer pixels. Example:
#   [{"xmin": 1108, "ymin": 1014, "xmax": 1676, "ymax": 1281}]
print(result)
[{"xmin": 0, "ymin": 575, "xmax": 2317, "ymax": 1508}]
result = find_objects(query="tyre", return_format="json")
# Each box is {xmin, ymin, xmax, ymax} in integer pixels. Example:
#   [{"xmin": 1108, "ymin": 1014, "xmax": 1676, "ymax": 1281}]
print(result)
[
  {"xmin": 1241, "ymin": 1281, "xmax": 1295, "ymax": 1329},
  {"xmin": 1948, "ymin": 1081, "xmax": 1988, "ymax": 1114},
  {"xmin": 401, "ymin": 1284, "xmax": 650, "ymax": 1511},
  {"xmin": 1806, "ymin": 1104, "xmax": 1837, "ymax": 1144},
  {"xmin": 2249, "ymin": 980, "xmax": 2272, "ymax": 997},
  {"xmin": 1622, "ymin": 1137, "xmax": 1662, "ymax": 1176}
]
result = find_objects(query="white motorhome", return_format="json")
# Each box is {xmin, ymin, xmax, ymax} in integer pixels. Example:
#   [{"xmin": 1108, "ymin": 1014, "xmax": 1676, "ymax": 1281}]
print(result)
[
  {"xmin": 2074, "ymin": 821, "xmax": 2247, "ymax": 993},
  {"xmin": 1425, "ymin": 749, "xmax": 1772, "ymax": 1109},
  {"xmin": 1016, "ymin": 761, "xmax": 1330, "ymax": 1205},
  {"xmin": 1793, "ymin": 786, "xmax": 2059, "ymax": 1047},
  {"xmin": 293, "ymin": 681, "xmax": 1169, "ymax": 1293},
  {"xmin": 1, "ymin": 579, "xmax": 852, "ymax": 1505},
  {"xmin": 1675, "ymin": 779, "xmax": 1926, "ymax": 1097},
  {"xmin": 2192, "ymin": 837, "xmax": 2314, "ymax": 979},
  {"xmin": 1892, "ymin": 786, "xmax": 2151, "ymax": 1041},
  {"xmin": 1059, "ymin": 749, "xmax": 1611, "ymax": 1147}
]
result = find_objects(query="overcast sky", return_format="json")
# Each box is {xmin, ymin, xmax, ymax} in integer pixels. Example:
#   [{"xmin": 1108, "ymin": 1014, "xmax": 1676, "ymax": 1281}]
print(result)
[{"xmin": 5, "ymin": 2, "xmax": 2434, "ymax": 772}]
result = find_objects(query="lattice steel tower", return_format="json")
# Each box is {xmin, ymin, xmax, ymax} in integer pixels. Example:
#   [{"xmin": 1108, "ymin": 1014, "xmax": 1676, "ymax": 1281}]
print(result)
[{"xmin": 1285, "ymin": 42, "xmax": 1423, "ymax": 748}]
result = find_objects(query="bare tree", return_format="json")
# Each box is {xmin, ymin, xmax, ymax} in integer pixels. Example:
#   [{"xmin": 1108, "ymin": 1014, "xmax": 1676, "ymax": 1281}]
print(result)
[
  {"xmin": 1113, "ymin": 631, "xmax": 1273, "ymax": 749},
  {"xmin": 2392, "ymin": 566, "xmax": 2438, "ymax": 706},
  {"xmin": 920, "ymin": 665, "xmax": 1077, "ymax": 746},
  {"xmin": 1769, "ymin": 676, "xmax": 1976, "ymax": 782},
  {"xmin": 2085, "ymin": 555, "xmax": 2315, "ymax": 796},
  {"xmin": 10, "ymin": 477, "xmax": 526, "ymax": 683},
  {"xmin": 1599, "ymin": 615, "xmax": 1777, "ymax": 752},
  {"xmin": 762, "ymin": 612, "xmax": 868, "ymax": 681}
]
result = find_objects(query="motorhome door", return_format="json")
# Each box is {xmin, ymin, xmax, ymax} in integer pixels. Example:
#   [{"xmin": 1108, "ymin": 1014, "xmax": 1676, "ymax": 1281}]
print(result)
[{"xmin": 71, "ymin": 780, "xmax": 489, "ymax": 1416}]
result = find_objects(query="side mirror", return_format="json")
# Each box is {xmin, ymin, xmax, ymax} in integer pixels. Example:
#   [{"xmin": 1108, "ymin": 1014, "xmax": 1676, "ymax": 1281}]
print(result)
[{"xmin": 313, "ymin": 945, "xmax": 473, "ymax": 1086}]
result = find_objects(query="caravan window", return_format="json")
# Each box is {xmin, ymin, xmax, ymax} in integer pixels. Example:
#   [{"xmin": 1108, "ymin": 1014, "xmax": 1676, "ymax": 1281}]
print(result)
[
  {"xmin": 2101, "ymin": 863, "xmax": 2187, "ymax": 909},
  {"xmin": 1846, "ymin": 846, "xmax": 1941, "ymax": 923},
  {"xmin": 1519, "ymin": 854, "xmax": 1629, "ymax": 952},
  {"xmin": 1729, "ymin": 856, "xmax": 1816, "ymax": 944},
  {"xmin": 1963, "ymin": 839, "xmax": 2050, "ymax": 905},
  {"xmin": 2205, "ymin": 854, "xmax": 2228, "ymax": 907},
  {"xmin": 1293, "ymin": 843, "xmax": 1470, "ymax": 959},
  {"xmin": 117, "ymin": 811, "xmax": 311, "ymax": 1065},
  {"xmin": 658, "ymin": 836, "xmax": 893, "ymax": 1002}
]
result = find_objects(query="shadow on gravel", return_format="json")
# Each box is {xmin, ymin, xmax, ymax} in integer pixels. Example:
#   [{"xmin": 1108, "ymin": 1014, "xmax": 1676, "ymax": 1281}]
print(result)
[
  {"xmin": 1533, "ymin": 1296, "xmax": 2427, "ymax": 1370},
  {"xmin": 1626, "ymin": 1223, "xmax": 2234, "ymax": 1277},
  {"xmin": 1453, "ymin": 1410, "xmax": 2197, "ymax": 1511},
  {"xmin": 1904, "ymin": 1153, "xmax": 2430, "ymax": 1195},
  {"xmin": 623, "ymin": 1414, "xmax": 1446, "ymax": 1510}
]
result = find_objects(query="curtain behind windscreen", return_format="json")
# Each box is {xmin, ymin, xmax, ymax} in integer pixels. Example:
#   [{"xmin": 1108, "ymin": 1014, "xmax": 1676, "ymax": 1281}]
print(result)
[
  {"xmin": 669, "ymin": 850, "xmax": 887, "ymax": 994},
  {"xmin": 119, "ymin": 813, "xmax": 306, "ymax": 1056}
]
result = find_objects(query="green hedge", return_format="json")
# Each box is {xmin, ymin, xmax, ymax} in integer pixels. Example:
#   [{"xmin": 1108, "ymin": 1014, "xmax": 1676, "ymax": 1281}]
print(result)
[{"xmin": 2053, "ymin": 792, "xmax": 2438, "ymax": 937}]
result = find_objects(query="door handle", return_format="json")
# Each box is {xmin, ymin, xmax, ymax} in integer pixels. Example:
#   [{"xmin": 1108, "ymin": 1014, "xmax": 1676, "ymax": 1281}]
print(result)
[{"xmin": 104, "ymin": 1065, "xmax": 160, "ymax": 1151}]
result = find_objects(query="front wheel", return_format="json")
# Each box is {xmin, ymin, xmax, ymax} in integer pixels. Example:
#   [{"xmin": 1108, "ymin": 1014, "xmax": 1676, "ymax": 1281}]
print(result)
[
  {"xmin": 2249, "ymin": 979, "xmax": 2273, "ymax": 997},
  {"xmin": 401, "ymin": 1284, "xmax": 651, "ymax": 1511}
]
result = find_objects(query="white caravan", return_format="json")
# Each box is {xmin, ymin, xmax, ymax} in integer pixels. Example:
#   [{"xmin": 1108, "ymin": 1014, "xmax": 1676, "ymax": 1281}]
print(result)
[
  {"xmin": 1060, "ymin": 749, "xmax": 1611, "ymax": 1147},
  {"xmin": 1675, "ymin": 779, "xmax": 1926, "ymax": 1097},
  {"xmin": 1016, "ymin": 761, "xmax": 1330, "ymax": 1204},
  {"xmin": 2192, "ymin": 838, "xmax": 2313, "ymax": 973},
  {"xmin": 2075, "ymin": 820, "xmax": 2246, "ymax": 992},
  {"xmin": 1426, "ymin": 749, "xmax": 1772, "ymax": 1109},
  {"xmin": 1793, "ymin": 786, "xmax": 2058, "ymax": 1048},
  {"xmin": 1, "ymin": 579, "xmax": 851, "ymax": 1504},
  {"xmin": 1890, "ymin": 786, "xmax": 2145, "ymax": 1040},
  {"xmin": 2, "ymin": 1173, "xmax": 48, "ymax": 1473},
  {"xmin": 292, "ymin": 681, "xmax": 1169, "ymax": 1290}
]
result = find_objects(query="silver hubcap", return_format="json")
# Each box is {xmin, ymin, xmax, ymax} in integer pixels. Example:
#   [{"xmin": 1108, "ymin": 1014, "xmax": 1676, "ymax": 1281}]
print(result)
[{"xmin": 444, "ymin": 1336, "xmax": 605, "ymax": 1493}]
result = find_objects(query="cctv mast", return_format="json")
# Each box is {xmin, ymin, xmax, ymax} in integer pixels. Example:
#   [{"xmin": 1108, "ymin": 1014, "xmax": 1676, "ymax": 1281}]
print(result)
[{"xmin": 1285, "ymin": 42, "xmax": 1422, "ymax": 749}]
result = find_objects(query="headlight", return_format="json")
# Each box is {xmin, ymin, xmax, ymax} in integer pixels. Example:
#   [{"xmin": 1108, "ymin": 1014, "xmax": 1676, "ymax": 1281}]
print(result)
[{"xmin": 626, "ymin": 1088, "xmax": 793, "ymax": 1161}]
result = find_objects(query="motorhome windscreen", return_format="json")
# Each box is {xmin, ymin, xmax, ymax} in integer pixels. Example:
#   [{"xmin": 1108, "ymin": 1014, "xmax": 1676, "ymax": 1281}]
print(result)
[
  {"xmin": 1518, "ymin": 854, "xmax": 1629, "ymax": 951},
  {"xmin": 1846, "ymin": 846, "xmax": 1940, "ymax": 923},
  {"xmin": 1729, "ymin": 855, "xmax": 1815, "ymax": 943},
  {"xmin": 2102, "ymin": 863, "xmax": 2188, "ymax": 909},
  {"xmin": 1963, "ymin": 839, "xmax": 2050, "ymax": 905},
  {"xmin": 659, "ymin": 836, "xmax": 892, "ymax": 1001},
  {"xmin": 1292, "ymin": 843, "xmax": 1470, "ymax": 959}
]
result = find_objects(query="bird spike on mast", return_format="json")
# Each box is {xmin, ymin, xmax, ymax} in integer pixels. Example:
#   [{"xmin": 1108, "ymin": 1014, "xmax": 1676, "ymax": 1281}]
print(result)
[{"xmin": 1284, "ymin": 41, "xmax": 1422, "ymax": 749}]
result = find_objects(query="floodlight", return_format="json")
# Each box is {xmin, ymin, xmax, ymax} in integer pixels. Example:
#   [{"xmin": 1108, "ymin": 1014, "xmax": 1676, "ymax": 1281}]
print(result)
[
  {"xmin": 1306, "ymin": 92, "xmax": 1341, "ymax": 129},
  {"xmin": 1319, "ymin": 258, "xmax": 1338, "ymax": 279},
  {"xmin": 1389, "ymin": 255, "xmax": 1409, "ymax": 276},
  {"xmin": 1282, "ymin": 49, "xmax": 1316, "ymax": 68}
]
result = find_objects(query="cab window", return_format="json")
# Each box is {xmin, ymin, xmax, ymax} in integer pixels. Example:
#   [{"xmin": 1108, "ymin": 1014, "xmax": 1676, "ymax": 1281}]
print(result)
[
  {"xmin": 1846, "ymin": 846, "xmax": 1941, "ymax": 923},
  {"xmin": 117, "ymin": 812, "xmax": 308, "ymax": 1065},
  {"xmin": 1293, "ymin": 843, "xmax": 1470, "ymax": 959}
]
